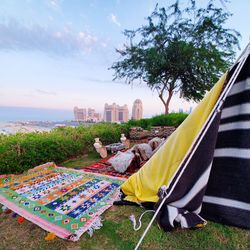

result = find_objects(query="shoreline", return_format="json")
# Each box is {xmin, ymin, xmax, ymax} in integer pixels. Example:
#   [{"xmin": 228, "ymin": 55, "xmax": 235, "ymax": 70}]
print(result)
[{"xmin": 0, "ymin": 121, "xmax": 92, "ymax": 135}]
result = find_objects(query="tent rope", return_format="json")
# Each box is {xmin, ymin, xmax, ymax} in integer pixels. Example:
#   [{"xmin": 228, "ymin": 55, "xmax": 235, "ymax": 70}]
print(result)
[{"xmin": 130, "ymin": 210, "xmax": 155, "ymax": 231}]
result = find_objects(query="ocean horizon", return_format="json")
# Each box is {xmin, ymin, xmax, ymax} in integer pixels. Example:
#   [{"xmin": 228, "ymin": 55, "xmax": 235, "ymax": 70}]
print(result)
[{"xmin": 0, "ymin": 106, "xmax": 74, "ymax": 122}]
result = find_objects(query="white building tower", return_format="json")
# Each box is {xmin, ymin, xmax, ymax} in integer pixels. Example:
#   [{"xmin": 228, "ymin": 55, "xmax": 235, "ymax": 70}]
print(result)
[{"xmin": 132, "ymin": 99, "xmax": 143, "ymax": 120}]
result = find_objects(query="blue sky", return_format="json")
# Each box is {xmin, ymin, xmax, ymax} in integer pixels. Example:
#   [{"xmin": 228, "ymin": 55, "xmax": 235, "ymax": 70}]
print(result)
[{"xmin": 0, "ymin": 0, "xmax": 249, "ymax": 117}]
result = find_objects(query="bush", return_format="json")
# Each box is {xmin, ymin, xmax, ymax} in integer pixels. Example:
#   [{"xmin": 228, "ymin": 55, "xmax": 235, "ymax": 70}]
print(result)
[
  {"xmin": 0, "ymin": 123, "xmax": 129, "ymax": 174},
  {"xmin": 127, "ymin": 113, "xmax": 188, "ymax": 129},
  {"xmin": 0, "ymin": 113, "xmax": 187, "ymax": 175}
]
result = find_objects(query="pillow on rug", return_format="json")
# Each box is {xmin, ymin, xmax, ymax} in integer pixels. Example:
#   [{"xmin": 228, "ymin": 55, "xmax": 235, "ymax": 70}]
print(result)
[{"xmin": 108, "ymin": 151, "xmax": 135, "ymax": 173}]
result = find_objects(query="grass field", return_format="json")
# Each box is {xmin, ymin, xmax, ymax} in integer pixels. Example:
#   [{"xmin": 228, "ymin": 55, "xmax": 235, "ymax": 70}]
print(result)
[{"xmin": 0, "ymin": 154, "xmax": 249, "ymax": 250}]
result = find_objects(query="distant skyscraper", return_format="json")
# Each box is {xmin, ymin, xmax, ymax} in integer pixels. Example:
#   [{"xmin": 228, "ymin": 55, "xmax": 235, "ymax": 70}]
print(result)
[
  {"xmin": 74, "ymin": 107, "xmax": 101, "ymax": 122},
  {"xmin": 132, "ymin": 99, "xmax": 143, "ymax": 120},
  {"xmin": 104, "ymin": 103, "xmax": 129, "ymax": 123},
  {"xmin": 93, "ymin": 112, "xmax": 102, "ymax": 122},
  {"xmin": 74, "ymin": 106, "xmax": 86, "ymax": 121},
  {"xmin": 88, "ymin": 108, "xmax": 95, "ymax": 118}
]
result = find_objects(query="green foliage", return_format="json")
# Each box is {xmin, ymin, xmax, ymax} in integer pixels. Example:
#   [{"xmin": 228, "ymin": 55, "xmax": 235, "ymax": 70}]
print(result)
[
  {"xmin": 127, "ymin": 113, "xmax": 188, "ymax": 129},
  {"xmin": 0, "ymin": 113, "xmax": 185, "ymax": 174},
  {"xmin": 110, "ymin": 0, "xmax": 240, "ymax": 114},
  {"xmin": 0, "ymin": 123, "xmax": 129, "ymax": 174}
]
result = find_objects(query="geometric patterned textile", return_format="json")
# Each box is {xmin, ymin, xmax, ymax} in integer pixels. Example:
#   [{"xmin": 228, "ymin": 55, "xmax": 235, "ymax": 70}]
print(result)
[
  {"xmin": 79, "ymin": 153, "xmax": 138, "ymax": 179},
  {"xmin": 0, "ymin": 162, "xmax": 124, "ymax": 241},
  {"xmin": 81, "ymin": 162, "xmax": 136, "ymax": 179}
]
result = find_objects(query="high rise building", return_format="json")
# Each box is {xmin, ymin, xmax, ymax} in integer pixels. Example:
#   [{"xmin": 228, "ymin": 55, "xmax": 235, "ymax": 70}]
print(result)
[
  {"xmin": 74, "ymin": 106, "xmax": 86, "ymax": 121},
  {"xmin": 132, "ymin": 99, "xmax": 143, "ymax": 120},
  {"xmin": 104, "ymin": 103, "xmax": 129, "ymax": 123},
  {"xmin": 87, "ymin": 108, "xmax": 95, "ymax": 119},
  {"xmin": 74, "ymin": 107, "xmax": 101, "ymax": 122},
  {"xmin": 87, "ymin": 108, "xmax": 102, "ymax": 122},
  {"xmin": 93, "ymin": 112, "xmax": 102, "ymax": 122}
]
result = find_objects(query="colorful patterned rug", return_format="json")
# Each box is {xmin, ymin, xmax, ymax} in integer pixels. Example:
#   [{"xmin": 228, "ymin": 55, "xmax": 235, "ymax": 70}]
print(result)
[{"xmin": 0, "ymin": 162, "xmax": 124, "ymax": 241}]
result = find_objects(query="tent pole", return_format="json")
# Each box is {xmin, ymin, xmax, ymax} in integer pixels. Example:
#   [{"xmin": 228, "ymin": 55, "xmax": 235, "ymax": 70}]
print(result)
[
  {"xmin": 233, "ymin": 42, "xmax": 250, "ymax": 67},
  {"xmin": 134, "ymin": 195, "xmax": 168, "ymax": 250},
  {"xmin": 134, "ymin": 43, "xmax": 250, "ymax": 250}
]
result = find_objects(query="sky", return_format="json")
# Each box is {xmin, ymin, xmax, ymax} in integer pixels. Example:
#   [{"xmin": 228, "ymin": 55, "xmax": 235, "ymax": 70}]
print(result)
[{"xmin": 0, "ymin": 0, "xmax": 249, "ymax": 118}]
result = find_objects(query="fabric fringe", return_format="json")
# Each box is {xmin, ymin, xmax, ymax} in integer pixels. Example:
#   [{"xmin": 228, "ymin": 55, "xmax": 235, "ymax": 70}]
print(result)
[
  {"xmin": 87, "ymin": 216, "xmax": 103, "ymax": 237},
  {"xmin": 1, "ymin": 205, "xmax": 7, "ymax": 212},
  {"xmin": 72, "ymin": 189, "xmax": 122, "ymax": 241}
]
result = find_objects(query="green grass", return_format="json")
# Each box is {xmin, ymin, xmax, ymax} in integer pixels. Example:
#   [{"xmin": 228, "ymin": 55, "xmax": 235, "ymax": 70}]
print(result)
[
  {"xmin": 61, "ymin": 151, "xmax": 101, "ymax": 169},
  {"xmin": 0, "ymin": 154, "xmax": 249, "ymax": 250}
]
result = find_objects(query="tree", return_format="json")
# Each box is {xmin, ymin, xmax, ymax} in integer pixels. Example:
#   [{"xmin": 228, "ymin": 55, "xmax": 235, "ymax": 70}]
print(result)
[{"xmin": 110, "ymin": 0, "xmax": 240, "ymax": 114}]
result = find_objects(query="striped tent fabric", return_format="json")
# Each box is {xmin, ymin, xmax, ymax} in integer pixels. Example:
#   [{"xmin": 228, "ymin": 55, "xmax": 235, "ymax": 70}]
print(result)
[
  {"xmin": 156, "ymin": 53, "xmax": 250, "ymax": 231},
  {"xmin": 201, "ymin": 55, "xmax": 250, "ymax": 229}
]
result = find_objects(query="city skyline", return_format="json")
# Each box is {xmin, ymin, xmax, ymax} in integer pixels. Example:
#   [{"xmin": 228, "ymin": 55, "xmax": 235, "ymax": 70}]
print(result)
[
  {"xmin": 74, "ymin": 99, "xmax": 143, "ymax": 122},
  {"xmin": 0, "ymin": 1, "xmax": 249, "ymax": 118}
]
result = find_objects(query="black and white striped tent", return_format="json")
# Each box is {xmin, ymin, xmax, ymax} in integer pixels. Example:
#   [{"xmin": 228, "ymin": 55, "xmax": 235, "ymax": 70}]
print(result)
[
  {"xmin": 134, "ymin": 44, "xmax": 250, "ymax": 249},
  {"xmin": 156, "ymin": 44, "xmax": 250, "ymax": 231},
  {"xmin": 201, "ymin": 50, "xmax": 250, "ymax": 229}
]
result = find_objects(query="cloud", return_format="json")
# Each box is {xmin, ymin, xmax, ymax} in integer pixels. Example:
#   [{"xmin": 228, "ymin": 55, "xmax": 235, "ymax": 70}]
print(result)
[
  {"xmin": 79, "ymin": 76, "xmax": 148, "ymax": 88},
  {"xmin": 48, "ymin": 0, "xmax": 62, "ymax": 9},
  {"xmin": 0, "ymin": 19, "xmax": 98, "ymax": 56},
  {"xmin": 50, "ymin": 0, "xmax": 59, "ymax": 6},
  {"xmin": 80, "ymin": 76, "xmax": 125, "ymax": 85},
  {"xmin": 110, "ymin": 14, "xmax": 121, "ymax": 27},
  {"xmin": 35, "ymin": 89, "xmax": 57, "ymax": 95}
]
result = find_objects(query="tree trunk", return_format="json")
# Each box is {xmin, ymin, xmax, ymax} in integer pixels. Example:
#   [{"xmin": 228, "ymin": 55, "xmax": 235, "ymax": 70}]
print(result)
[
  {"xmin": 164, "ymin": 104, "xmax": 169, "ymax": 114},
  {"xmin": 164, "ymin": 90, "xmax": 173, "ymax": 114},
  {"xmin": 158, "ymin": 85, "xmax": 174, "ymax": 115}
]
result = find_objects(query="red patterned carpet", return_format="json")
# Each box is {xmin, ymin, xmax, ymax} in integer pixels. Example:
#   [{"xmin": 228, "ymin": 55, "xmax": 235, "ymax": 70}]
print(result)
[{"xmin": 79, "ymin": 153, "xmax": 140, "ymax": 179}]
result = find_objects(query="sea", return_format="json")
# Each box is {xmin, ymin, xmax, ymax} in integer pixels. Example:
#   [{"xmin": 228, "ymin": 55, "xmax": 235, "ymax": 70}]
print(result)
[
  {"xmin": 0, "ymin": 106, "xmax": 75, "ymax": 134},
  {"xmin": 0, "ymin": 106, "xmax": 73, "ymax": 122}
]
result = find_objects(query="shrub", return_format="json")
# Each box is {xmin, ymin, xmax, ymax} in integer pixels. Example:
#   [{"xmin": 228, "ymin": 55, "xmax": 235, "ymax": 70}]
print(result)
[
  {"xmin": 0, "ymin": 123, "xmax": 129, "ymax": 174},
  {"xmin": 0, "ymin": 113, "xmax": 187, "ymax": 175},
  {"xmin": 127, "ymin": 113, "xmax": 188, "ymax": 129}
]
